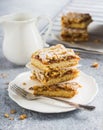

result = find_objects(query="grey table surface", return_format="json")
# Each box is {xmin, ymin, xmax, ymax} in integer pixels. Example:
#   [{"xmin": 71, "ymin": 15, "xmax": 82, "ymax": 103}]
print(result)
[{"xmin": 0, "ymin": 0, "xmax": 103, "ymax": 130}]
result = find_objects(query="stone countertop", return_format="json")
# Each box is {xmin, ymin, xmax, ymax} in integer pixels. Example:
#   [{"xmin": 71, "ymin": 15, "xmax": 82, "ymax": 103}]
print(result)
[{"xmin": 0, "ymin": 0, "xmax": 103, "ymax": 130}]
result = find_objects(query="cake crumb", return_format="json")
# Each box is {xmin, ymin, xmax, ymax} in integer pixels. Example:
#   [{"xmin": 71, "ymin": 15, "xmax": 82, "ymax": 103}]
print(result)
[
  {"xmin": 29, "ymin": 87, "xmax": 33, "ymax": 90},
  {"xmin": 19, "ymin": 114, "xmax": 27, "ymax": 120},
  {"xmin": 4, "ymin": 113, "xmax": 9, "ymax": 118},
  {"xmin": 22, "ymin": 82, "xmax": 26, "ymax": 85},
  {"xmin": 30, "ymin": 75, "xmax": 36, "ymax": 80},
  {"xmin": 9, "ymin": 117, "xmax": 14, "ymax": 120},
  {"xmin": 91, "ymin": 62, "xmax": 99, "ymax": 68},
  {"xmin": 0, "ymin": 73, "xmax": 8, "ymax": 79},
  {"xmin": 10, "ymin": 109, "xmax": 16, "ymax": 114}
]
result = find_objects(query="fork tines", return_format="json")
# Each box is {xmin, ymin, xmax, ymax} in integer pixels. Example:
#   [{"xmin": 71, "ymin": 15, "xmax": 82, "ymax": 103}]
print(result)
[{"xmin": 10, "ymin": 84, "xmax": 28, "ymax": 98}]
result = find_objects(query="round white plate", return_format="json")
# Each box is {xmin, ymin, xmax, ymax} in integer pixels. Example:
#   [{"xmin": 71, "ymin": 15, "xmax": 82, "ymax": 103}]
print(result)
[{"xmin": 8, "ymin": 71, "xmax": 98, "ymax": 113}]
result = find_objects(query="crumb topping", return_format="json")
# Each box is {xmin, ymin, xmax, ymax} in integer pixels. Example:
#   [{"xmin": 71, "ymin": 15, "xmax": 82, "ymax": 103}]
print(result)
[
  {"xmin": 32, "ymin": 44, "xmax": 80, "ymax": 64},
  {"xmin": 62, "ymin": 12, "xmax": 92, "ymax": 23}
]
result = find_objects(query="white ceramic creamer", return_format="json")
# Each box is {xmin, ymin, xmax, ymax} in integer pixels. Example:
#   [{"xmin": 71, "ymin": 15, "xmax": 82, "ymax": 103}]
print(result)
[{"xmin": 0, "ymin": 13, "xmax": 52, "ymax": 65}]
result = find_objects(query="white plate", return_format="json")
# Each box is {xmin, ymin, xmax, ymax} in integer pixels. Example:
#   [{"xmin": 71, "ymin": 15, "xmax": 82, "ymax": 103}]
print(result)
[{"xmin": 8, "ymin": 71, "xmax": 98, "ymax": 113}]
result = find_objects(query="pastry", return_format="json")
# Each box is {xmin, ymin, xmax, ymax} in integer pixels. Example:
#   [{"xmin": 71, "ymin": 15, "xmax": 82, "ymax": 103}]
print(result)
[
  {"xmin": 61, "ymin": 28, "xmax": 88, "ymax": 42},
  {"xmin": 29, "ymin": 64, "xmax": 80, "ymax": 85},
  {"xmin": 31, "ymin": 44, "xmax": 80, "ymax": 70},
  {"xmin": 28, "ymin": 44, "xmax": 80, "ymax": 85},
  {"xmin": 33, "ymin": 82, "xmax": 81, "ymax": 98},
  {"xmin": 27, "ymin": 44, "xmax": 81, "ymax": 98},
  {"xmin": 61, "ymin": 12, "xmax": 92, "ymax": 29}
]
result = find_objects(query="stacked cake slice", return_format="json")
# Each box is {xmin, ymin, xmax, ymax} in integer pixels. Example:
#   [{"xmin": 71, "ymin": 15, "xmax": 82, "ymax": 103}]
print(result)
[
  {"xmin": 27, "ymin": 44, "xmax": 81, "ymax": 98},
  {"xmin": 61, "ymin": 12, "xmax": 92, "ymax": 42}
]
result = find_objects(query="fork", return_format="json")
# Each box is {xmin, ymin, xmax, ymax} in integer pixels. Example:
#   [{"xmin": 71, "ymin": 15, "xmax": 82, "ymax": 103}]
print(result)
[{"xmin": 9, "ymin": 84, "xmax": 95, "ymax": 111}]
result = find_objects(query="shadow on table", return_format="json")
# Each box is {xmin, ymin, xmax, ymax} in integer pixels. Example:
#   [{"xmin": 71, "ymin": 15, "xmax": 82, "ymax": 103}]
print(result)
[
  {"xmin": 3, "ymin": 91, "xmax": 90, "ymax": 122},
  {"xmin": 0, "ymin": 56, "xmax": 25, "ymax": 70},
  {"xmin": 16, "ymin": 104, "xmax": 89, "ymax": 121},
  {"xmin": 32, "ymin": 109, "xmax": 89, "ymax": 121}
]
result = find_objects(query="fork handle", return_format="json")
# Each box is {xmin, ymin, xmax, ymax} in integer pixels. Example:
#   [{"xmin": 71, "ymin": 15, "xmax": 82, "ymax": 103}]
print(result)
[{"xmin": 50, "ymin": 97, "xmax": 95, "ymax": 111}]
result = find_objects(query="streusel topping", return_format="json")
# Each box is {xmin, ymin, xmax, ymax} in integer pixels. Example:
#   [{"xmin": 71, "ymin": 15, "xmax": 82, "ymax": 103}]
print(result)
[{"xmin": 32, "ymin": 44, "xmax": 80, "ymax": 64}]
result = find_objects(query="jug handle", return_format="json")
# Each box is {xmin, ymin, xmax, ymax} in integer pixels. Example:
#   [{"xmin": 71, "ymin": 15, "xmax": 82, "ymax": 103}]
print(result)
[{"xmin": 36, "ymin": 16, "xmax": 52, "ymax": 47}]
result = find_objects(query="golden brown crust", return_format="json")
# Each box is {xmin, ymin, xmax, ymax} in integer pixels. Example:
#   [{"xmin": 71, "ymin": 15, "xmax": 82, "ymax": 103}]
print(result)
[
  {"xmin": 34, "ymin": 90, "xmax": 77, "ymax": 98},
  {"xmin": 31, "ymin": 44, "xmax": 80, "ymax": 65},
  {"xmin": 34, "ymin": 82, "xmax": 81, "ymax": 91},
  {"xmin": 61, "ymin": 12, "xmax": 92, "ymax": 29},
  {"xmin": 61, "ymin": 28, "xmax": 88, "ymax": 42},
  {"xmin": 61, "ymin": 36, "xmax": 88, "ymax": 42},
  {"xmin": 31, "ymin": 58, "xmax": 79, "ymax": 72},
  {"xmin": 31, "ymin": 70, "xmax": 80, "ymax": 85},
  {"xmin": 33, "ymin": 82, "xmax": 81, "ymax": 98}
]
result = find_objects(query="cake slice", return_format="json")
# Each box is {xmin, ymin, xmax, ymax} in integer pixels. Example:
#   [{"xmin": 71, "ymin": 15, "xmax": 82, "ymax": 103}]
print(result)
[
  {"xmin": 61, "ymin": 28, "xmax": 88, "ymax": 42},
  {"xmin": 61, "ymin": 12, "xmax": 92, "ymax": 29},
  {"xmin": 33, "ymin": 82, "xmax": 81, "ymax": 98},
  {"xmin": 29, "ymin": 65, "xmax": 80, "ymax": 85},
  {"xmin": 31, "ymin": 44, "xmax": 80, "ymax": 71}
]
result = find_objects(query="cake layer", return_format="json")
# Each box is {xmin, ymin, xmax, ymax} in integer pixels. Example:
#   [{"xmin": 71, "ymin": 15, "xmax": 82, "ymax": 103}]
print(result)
[
  {"xmin": 31, "ymin": 69, "xmax": 80, "ymax": 85},
  {"xmin": 31, "ymin": 44, "xmax": 80, "ymax": 71},
  {"xmin": 61, "ymin": 12, "xmax": 92, "ymax": 29},
  {"xmin": 33, "ymin": 82, "xmax": 81, "ymax": 98},
  {"xmin": 34, "ymin": 90, "xmax": 77, "ymax": 98},
  {"xmin": 61, "ymin": 28, "xmax": 88, "ymax": 42}
]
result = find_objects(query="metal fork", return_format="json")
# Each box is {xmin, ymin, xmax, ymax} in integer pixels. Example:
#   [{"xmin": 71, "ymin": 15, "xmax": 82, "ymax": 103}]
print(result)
[{"xmin": 9, "ymin": 84, "xmax": 95, "ymax": 111}]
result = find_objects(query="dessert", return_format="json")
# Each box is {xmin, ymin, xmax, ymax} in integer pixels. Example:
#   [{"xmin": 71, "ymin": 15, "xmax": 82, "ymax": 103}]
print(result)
[
  {"xmin": 61, "ymin": 12, "xmax": 92, "ymax": 29},
  {"xmin": 61, "ymin": 28, "xmax": 88, "ymax": 42},
  {"xmin": 31, "ymin": 44, "xmax": 80, "ymax": 69},
  {"xmin": 27, "ymin": 44, "xmax": 81, "ymax": 98},
  {"xmin": 30, "ymin": 65, "xmax": 79, "ymax": 85},
  {"xmin": 33, "ymin": 82, "xmax": 81, "ymax": 98},
  {"xmin": 28, "ymin": 44, "xmax": 80, "ymax": 85},
  {"xmin": 61, "ymin": 12, "xmax": 92, "ymax": 42}
]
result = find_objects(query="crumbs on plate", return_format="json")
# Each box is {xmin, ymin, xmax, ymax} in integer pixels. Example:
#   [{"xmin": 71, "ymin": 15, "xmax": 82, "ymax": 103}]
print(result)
[{"xmin": 22, "ymin": 82, "xmax": 26, "ymax": 85}]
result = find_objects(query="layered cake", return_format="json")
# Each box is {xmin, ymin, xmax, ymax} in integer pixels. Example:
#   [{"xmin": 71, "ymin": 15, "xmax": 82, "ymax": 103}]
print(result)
[
  {"xmin": 61, "ymin": 28, "xmax": 88, "ymax": 42},
  {"xmin": 28, "ymin": 44, "xmax": 80, "ymax": 85},
  {"xmin": 61, "ymin": 12, "xmax": 92, "ymax": 42},
  {"xmin": 61, "ymin": 12, "xmax": 92, "ymax": 29},
  {"xmin": 27, "ymin": 44, "xmax": 81, "ymax": 98},
  {"xmin": 33, "ymin": 82, "xmax": 81, "ymax": 98}
]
